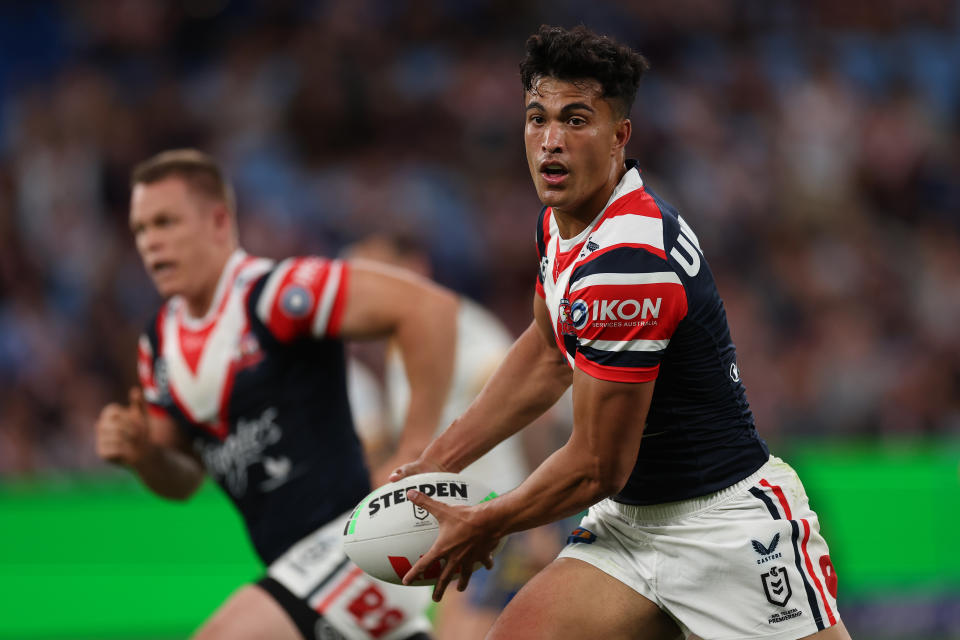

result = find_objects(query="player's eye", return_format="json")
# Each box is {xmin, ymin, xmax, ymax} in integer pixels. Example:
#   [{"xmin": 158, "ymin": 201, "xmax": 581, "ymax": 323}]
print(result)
[
  {"xmin": 529, "ymin": 114, "xmax": 545, "ymax": 124},
  {"xmin": 568, "ymin": 116, "xmax": 586, "ymax": 126}
]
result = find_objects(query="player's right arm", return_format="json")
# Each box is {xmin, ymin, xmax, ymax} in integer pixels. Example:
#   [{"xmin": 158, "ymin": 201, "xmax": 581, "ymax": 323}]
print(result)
[
  {"xmin": 95, "ymin": 387, "xmax": 204, "ymax": 501},
  {"xmin": 390, "ymin": 292, "xmax": 571, "ymax": 479}
]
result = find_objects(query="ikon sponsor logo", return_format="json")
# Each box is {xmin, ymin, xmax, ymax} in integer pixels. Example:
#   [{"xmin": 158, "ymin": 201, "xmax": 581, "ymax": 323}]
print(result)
[{"xmin": 577, "ymin": 298, "xmax": 662, "ymax": 324}]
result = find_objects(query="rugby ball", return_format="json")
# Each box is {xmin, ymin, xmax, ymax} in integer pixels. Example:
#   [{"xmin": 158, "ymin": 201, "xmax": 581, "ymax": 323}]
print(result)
[{"xmin": 342, "ymin": 471, "xmax": 498, "ymax": 585}]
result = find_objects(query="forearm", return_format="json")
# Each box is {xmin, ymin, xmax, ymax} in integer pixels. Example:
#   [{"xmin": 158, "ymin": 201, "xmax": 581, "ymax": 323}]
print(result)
[
  {"xmin": 130, "ymin": 444, "xmax": 204, "ymax": 501},
  {"xmin": 423, "ymin": 321, "xmax": 572, "ymax": 473},
  {"xmin": 477, "ymin": 441, "xmax": 611, "ymax": 536},
  {"xmin": 471, "ymin": 371, "xmax": 653, "ymax": 537}
]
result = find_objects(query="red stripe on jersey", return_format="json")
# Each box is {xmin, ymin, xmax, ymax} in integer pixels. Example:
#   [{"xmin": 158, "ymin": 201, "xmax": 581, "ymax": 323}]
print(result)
[
  {"xmin": 175, "ymin": 256, "xmax": 255, "ymax": 374},
  {"xmin": 137, "ymin": 337, "xmax": 155, "ymax": 392},
  {"xmin": 759, "ymin": 479, "xmax": 793, "ymax": 520},
  {"xmin": 267, "ymin": 259, "xmax": 329, "ymax": 342},
  {"xmin": 178, "ymin": 323, "xmax": 216, "ymax": 375},
  {"xmin": 553, "ymin": 235, "xmax": 588, "ymax": 282},
  {"xmin": 535, "ymin": 278, "xmax": 545, "ymax": 299},
  {"xmin": 147, "ymin": 405, "xmax": 170, "ymax": 419},
  {"xmin": 598, "ymin": 186, "xmax": 662, "ymax": 225},
  {"xmin": 155, "ymin": 305, "xmax": 166, "ymax": 355},
  {"xmin": 315, "ymin": 566, "xmax": 365, "ymax": 613},
  {"xmin": 578, "ymin": 241, "xmax": 668, "ymax": 264},
  {"xmin": 542, "ymin": 208, "xmax": 553, "ymax": 249},
  {"xmin": 801, "ymin": 519, "xmax": 838, "ymax": 626},
  {"xmin": 325, "ymin": 262, "xmax": 350, "ymax": 337},
  {"xmin": 575, "ymin": 352, "xmax": 659, "ymax": 383}
]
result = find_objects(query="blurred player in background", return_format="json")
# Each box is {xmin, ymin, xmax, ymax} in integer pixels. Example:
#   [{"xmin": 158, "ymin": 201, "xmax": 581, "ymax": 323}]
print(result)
[
  {"xmin": 391, "ymin": 25, "xmax": 851, "ymax": 640},
  {"xmin": 94, "ymin": 149, "xmax": 457, "ymax": 640},
  {"xmin": 347, "ymin": 233, "xmax": 571, "ymax": 640}
]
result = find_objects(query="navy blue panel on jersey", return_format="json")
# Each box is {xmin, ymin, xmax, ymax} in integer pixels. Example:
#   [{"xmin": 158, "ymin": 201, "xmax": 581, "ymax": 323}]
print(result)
[
  {"xmin": 570, "ymin": 245, "xmax": 671, "ymax": 286},
  {"xmin": 612, "ymin": 183, "xmax": 768, "ymax": 504},
  {"xmin": 577, "ymin": 344, "xmax": 663, "ymax": 369}
]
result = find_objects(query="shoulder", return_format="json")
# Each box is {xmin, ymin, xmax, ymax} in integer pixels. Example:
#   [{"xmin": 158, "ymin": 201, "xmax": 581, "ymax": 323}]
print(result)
[
  {"xmin": 249, "ymin": 255, "xmax": 349, "ymax": 341},
  {"xmin": 590, "ymin": 187, "xmax": 668, "ymax": 258}
]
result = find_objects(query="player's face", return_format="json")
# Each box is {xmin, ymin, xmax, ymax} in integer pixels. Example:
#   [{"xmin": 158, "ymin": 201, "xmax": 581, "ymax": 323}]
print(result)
[
  {"xmin": 524, "ymin": 77, "xmax": 630, "ymax": 223},
  {"xmin": 129, "ymin": 177, "xmax": 222, "ymax": 300}
]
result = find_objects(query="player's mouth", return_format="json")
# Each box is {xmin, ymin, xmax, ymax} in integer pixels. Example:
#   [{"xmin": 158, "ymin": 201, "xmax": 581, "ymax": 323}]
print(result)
[
  {"xmin": 150, "ymin": 260, "xmax": 177, "ymax": 280},
  {"xmin": 540, "ymin": 161, "xmax": 569, "ymax": 186}
]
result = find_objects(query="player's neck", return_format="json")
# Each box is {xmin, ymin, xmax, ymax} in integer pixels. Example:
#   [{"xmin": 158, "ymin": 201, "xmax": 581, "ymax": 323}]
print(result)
[
  {"xmin": 552, "ymin": 163, "xmax": 627, "ymax": 239},
  {"xmin": 182, "ymin": 249, "xmax": 236, "ymax": 318}
]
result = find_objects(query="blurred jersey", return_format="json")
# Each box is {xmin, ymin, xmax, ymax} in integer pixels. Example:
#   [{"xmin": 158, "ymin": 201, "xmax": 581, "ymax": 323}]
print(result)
[
  {"xmin": 138, "ymin": 250, "xmax": 369, "ymax": 564},
  {"xmin": 536, "ymin": 161, "xmax": 769, "ymax": 504},
  {"xmin": 352, "ymin": 298, "xmax": 529, "ymax": 495}
]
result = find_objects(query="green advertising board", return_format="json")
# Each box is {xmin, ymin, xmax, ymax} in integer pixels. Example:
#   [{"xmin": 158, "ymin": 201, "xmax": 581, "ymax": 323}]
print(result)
[{"xmin": 0, "ymin": 439, "xmax": 957, "ymax": 639}]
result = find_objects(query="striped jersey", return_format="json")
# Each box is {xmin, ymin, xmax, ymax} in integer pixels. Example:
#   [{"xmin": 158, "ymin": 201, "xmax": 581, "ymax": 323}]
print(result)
[
  {"xmin": 138, "ymin": 249, "xmax": 369, "ymax": 563},
  {"xmin": 536, "ymin": 161, "xmax": 769, "ymax": 504}
]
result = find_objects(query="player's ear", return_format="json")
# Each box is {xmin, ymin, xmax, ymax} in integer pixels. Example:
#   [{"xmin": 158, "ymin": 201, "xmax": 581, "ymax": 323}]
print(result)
[
  {"xmin": 210, "ymin": 201, "xmax": 232, "ymax": 232},
  {"xmin": 613, "ymin": 117, "xmax": 631, "ymax": 151}
]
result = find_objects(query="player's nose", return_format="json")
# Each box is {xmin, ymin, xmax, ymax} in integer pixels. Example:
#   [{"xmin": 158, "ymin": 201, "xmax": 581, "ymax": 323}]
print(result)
[{"xmin": 541, "ymin": 121, "xmax": 564, "ymax": 152}]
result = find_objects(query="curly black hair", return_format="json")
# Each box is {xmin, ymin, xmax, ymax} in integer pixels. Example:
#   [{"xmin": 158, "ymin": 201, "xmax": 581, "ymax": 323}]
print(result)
[{"xmin": 520, "ymin": 25, "xmax": 650, "ymax": 118}]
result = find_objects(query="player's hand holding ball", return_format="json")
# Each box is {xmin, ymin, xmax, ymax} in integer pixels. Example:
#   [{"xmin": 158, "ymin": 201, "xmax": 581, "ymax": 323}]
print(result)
[
  {"xmin": 95, "ymin": 387, "xmax": 152, "ymax": 467},
  {"xmin": 343, "ymin": 471, "xmax": 504, "ymax": 601}
]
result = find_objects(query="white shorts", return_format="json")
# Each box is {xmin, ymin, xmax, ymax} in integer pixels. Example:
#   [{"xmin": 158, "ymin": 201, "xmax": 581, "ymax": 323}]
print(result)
[
  {"xmin": 559, "ymin": 456, "xmax": 842, "ymax": 640},
  {"xmin": 268, "ymin": 511, "xmax": 433, "ymax": 640}
]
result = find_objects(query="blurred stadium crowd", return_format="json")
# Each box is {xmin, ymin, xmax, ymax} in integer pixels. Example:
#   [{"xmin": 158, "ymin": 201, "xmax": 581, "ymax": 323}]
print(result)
[{"xmin": 1, "ymin": 0, "xmax": 958, "ymax": 475}]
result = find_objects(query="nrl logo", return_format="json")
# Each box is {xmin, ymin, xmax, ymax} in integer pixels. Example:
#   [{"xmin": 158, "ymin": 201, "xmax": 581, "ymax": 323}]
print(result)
[
  {"xmin": 761, "ymin": 565, "xmax": 792, "ymax": 607},
  {"xmin": 413, "ymin": 503, "xmax": 429, "ymax": 520},
  {"xmin": 752, "ymin": 533, "xmax": 783, "ymax": 564}
]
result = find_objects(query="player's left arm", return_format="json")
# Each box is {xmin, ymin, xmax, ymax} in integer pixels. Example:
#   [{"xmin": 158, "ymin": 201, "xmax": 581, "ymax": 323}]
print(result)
[
  {"xmin": 339, "ymin": 259, "xmax": 459, "ymax": 485},
  {"xmin": 404, "ymin": 369, "xmax": 652, "ymax": 599}
]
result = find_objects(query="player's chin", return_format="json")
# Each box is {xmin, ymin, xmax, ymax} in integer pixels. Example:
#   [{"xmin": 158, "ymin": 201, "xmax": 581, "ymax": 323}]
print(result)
[
  {"xmin": 152, "ymin": 278, "xmax": 180, "ymax": 299},
  {"xmin": 537, "ymin": 185, "xmax": 569, "ymax": 208}
]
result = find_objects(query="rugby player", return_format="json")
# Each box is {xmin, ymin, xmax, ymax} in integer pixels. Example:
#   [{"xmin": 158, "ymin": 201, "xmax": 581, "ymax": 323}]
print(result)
[
  {"xmin": 95, "ymin": 149, "xmax": 457, "ymax": 640},
  {"xmin": 389, "ymin": 25, "xmax": 852, "ymax": 640}
]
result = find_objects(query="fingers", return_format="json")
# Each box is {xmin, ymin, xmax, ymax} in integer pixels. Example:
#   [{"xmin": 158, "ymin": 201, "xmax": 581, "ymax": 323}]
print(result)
[
  {"xmin": 401, "ymin": 492, "xmax": 446, "ymax": 586},
  {"xmin": 482, "ymin": 553, "xmax": 495, "ymax": 571},
  {"xmin": 129, "ymin": 387, "xmax": 147, "ymax": 417},
  {"xmin": 95, "ymin": 398, "xmax": 147, "ymax": 466},
  {"xmin": 388, "ymin": 463, "xmax": 416, "ymax": 483},
  {"xmin": 404, "ymin": 489, "xmax": 442, "ymax": 513},
  {"xmin": 456, "ymin": 562, "xmax": 473, "ymax": 593},
  {"xmin": 387, "ymin": 458, "xmax": 442, "ymax": 483},
  {"xmin": 432, "ymin": 564, "xmax": 455, "ymax": 602}
]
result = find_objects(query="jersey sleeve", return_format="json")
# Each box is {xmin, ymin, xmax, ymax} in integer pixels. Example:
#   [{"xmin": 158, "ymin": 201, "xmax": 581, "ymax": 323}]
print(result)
[
  {"xmin": 252, "ymin": 256, "xmax": 350, "ymax": 342},
  {"xmin": 567, "ymin": 247, "xmax": 688, "ymax": 383}
]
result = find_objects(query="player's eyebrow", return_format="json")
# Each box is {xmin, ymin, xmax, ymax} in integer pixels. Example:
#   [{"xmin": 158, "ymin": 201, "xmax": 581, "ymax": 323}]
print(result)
[{"xmin": 525, "ymin": 101, "xmax": 596, "ymax": 114}]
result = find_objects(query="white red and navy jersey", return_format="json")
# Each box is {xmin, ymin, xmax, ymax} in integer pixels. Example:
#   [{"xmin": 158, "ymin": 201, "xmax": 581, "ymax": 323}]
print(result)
[
  {"xmin": 536, "ymin": 161, "xmax": 769, "ymax": 504},
  {"xmin": 138, "ymin": 250, "xmax": 369, "ymax": 564}
]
